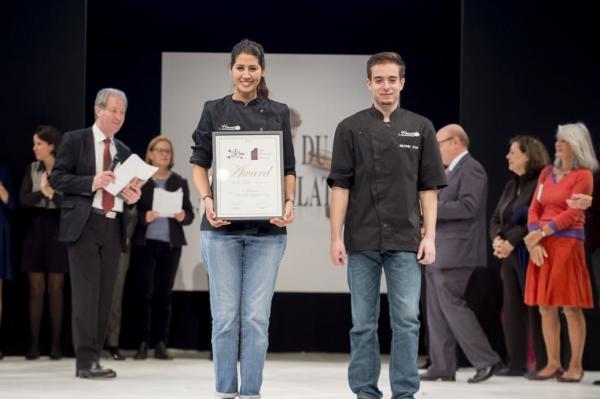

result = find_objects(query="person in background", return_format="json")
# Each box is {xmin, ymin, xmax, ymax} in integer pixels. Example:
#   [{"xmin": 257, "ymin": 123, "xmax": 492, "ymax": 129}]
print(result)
[
  {"xmin": 567, "ymin": 176, "xmax": 598, "ymax": 386},
  {"xmin": 420, "ymin": 124, "xmax": 502, "ymax": 384},
  {"xmin": 50, "ymin": 88, "xmax": 141, "ymax": 379},
  {"xmin": 0, "ymin": 164, "xmax": 16, "ymax": 360},
  {"xmin": 489, "ymin": 136, "xmax": 549, "ymax": 376},
  {"xmin": 130, "ymin": 135, "xmax": 193, "ymax": 360},
  {"xmin": 20, "ymin": 126, "xmax": 68, "ymax": 360},
  {"xmin": 104, "ymin": 205, "xmax": 137, "ymax": 360},
  {"xmin": 190, "ymin": 39, "xmax": 296, "ymax": 398},
  {"xmin": 524, "ymin": 122, "xmax": 598, "ymax": 383}
]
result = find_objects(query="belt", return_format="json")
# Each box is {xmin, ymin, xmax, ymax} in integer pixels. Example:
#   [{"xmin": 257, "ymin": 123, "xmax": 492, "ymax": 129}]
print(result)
[{"xmin": 91, "ymin": 208, "xmax": 119, "ymax": 219}]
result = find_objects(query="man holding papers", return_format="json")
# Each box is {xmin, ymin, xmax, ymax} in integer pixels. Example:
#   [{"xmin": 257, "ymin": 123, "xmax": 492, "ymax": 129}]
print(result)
[
  {"xmin": 50, "ymin": 88, "xmax": 141, "ymax": 379},
  {"xmin": 129, "ymin": 135, "xmax": 194, "ymax": 360}
]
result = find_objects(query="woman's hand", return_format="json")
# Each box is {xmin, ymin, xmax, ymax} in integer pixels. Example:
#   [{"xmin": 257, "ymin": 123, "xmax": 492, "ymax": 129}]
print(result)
[
  {"xmin": 270, "ymin": 200, "xmax": 295, "ymax": 227},
  {"xmin": 40, "ymin": 172, "xmax": 54, "ymax": 199},
  {"xmin": 174, "ymin": 210, "xmax": 185, "ymax": 222},
  {"xmin": 146, "ymin": 210, "xmax": 160, "ymax": 224},
  {"xmin": 204, "ymin": 197, "xmax": 231, "ymax": 228},
  {"xmin": 523, "ymin": 230, "xmax": 543, "ymax": 251},
  {"xmin": 494, "ymin": 239, "xmax": 514, "ymax": 259},
  {"xmin": 492, "ymin": 236, "xmax": 503, "ymax": 251},
  {"xmin": 0, "ymin": 181, "xmax": 9, "ymax": 204},
  {"xmin": 529, "ymin": 244, "xmax": 548, "ymax": 266}
]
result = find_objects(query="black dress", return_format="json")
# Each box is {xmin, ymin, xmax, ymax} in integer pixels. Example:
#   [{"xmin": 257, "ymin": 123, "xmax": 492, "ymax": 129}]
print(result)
[{"xmin": 20, "ymin": 161, "xmax": 68, "ymax": 274}]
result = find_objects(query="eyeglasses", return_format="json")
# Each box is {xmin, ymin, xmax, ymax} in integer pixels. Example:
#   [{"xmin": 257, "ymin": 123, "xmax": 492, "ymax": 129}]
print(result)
[
  {"xmin": 151, "ymin": 148, "xmax": 172, "ymax": 155},
  {"xmin": 437, "ymin": 136, "xmax": 454, "ymax": 145}
]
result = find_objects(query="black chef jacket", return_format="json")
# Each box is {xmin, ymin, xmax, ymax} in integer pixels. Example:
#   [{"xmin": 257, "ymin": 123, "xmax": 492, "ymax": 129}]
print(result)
[
  {"xmin": 327, "ymin": 106, "xmax": 446, "ymax": 252},
  {"xmin": 190, "ymin": 95, "xmax": 296, "ymax": 235}
]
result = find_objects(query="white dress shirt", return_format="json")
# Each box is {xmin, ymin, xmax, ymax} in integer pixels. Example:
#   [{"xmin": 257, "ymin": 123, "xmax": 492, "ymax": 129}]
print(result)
[
  {"xmin": 447, "ymin": 150, "xmax": 469, "ymax": 172},
  {"xmin": 91, "ymin": 124, "xmax": 124, "ymax": 212}
]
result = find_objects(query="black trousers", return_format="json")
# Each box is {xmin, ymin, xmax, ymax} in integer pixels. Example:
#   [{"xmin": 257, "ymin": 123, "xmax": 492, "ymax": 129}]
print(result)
[
  {"xmin": 130, "ymin": 240, "xmax": 181, "ymax": 345},
  {"xmin": 500, "ymin": 254, "xmax": 547, "ymax": 370},
  {"xmin": 68, "ymin": 212, "xmax": 121, "ymax": 370}
]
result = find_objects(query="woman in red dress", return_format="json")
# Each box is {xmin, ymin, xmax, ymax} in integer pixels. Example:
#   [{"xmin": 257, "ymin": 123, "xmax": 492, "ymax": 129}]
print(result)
[{"xmin": 524, "ymin": 122, "xmax": 598, "ymax": 383}]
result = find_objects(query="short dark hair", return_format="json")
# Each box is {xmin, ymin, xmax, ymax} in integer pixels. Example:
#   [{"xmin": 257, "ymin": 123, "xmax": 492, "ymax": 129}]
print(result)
[
  {"xmin": 34, "ymin": 125, "xmax": 61, "ymax": 156},
  {"xmin": 367, "ymin": 52, "xmax": 406, "ymax": 79},
  {"xmin": 510, "ymin": 135, "xmax": 550, "ymax": 175}
]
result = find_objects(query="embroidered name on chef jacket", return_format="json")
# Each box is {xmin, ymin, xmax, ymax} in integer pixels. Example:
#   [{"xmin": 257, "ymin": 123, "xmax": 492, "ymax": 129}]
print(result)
[
  {"xmin": 398, "ymin": 130, "xmax": 420, "ymax": 137},
  {"xmin": 220, "ymin": 124, "xmax": 241, "ymax": 131}
]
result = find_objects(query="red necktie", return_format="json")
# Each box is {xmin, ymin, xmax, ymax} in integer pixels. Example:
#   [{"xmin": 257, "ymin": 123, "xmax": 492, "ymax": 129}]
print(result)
[{"xmin": 102, "ymin": 138, "xmax": 114, "ymax": 213}]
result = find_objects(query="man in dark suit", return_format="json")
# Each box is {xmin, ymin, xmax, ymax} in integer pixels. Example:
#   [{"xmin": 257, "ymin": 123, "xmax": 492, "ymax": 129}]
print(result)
[
  {"xmin": 50, "ymin": 88, "xmax": 141, "ymax": 379},
  {"xmin": 420, "ymin": 124, "xmax": 502, "ymax": 383}
]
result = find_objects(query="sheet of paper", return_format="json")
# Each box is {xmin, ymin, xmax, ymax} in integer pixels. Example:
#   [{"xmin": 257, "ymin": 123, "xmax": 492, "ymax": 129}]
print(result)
[
  {"xmin": 152, "ymin": 187, "xmax": 183, "ymax": 217},
  {"xmin": 104, "ymin": 154, "xmax": 158, "ymax": 196}
]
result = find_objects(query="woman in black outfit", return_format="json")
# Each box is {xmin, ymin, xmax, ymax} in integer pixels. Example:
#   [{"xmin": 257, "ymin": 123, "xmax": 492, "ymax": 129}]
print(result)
[
  {"xmin": 20, "ymin": 126, "xmax": 68, "ymax": 360},
  {"xmin": 489, "ymin": 135, "xmax": 550, "ymax": 376},
  {"xmin": 130, "ymin": 135, "xmax": 194, "ymax": 360}
]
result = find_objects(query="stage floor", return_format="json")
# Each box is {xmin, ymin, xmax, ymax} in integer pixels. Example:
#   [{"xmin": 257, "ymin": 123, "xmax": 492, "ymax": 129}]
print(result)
[{"xmin": 0, "ymin": 352, "xmax": 598, "ymax": 398}]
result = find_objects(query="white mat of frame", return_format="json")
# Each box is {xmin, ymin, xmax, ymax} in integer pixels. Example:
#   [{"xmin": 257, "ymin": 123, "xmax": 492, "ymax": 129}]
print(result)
[{"xmin": 0, "ymin": 352, "xmax": 598, "ymax": 398}]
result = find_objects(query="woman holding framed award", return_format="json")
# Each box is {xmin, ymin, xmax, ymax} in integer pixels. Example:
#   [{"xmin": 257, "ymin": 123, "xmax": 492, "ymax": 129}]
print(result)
[{"xmin": 190, "ymin": 39, "xmax": 296, "ymax": 399}]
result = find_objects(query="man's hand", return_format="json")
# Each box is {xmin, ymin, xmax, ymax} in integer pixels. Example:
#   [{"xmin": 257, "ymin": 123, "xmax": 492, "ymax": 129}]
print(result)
[
  {"xmin": 330, "ymin": 238, "xmax": 347, "ymax": 266},
  {"xmin": 204, "ymin": 197, "xmax": 231, "ymax": 228},
  {"xmin": 529, "ymin": 244, "xmax": 548, "ymax": 267},
  {"xmin": 92, "ymin": 171, "xmax": 116, "ymax": 191},
  {"xmin": 417, "ymin": 236, "xmax": 436, "ymax": 265},
  {"xmin": 120, "ymin": 185, "xmax": 141, "ymax": 205},
  {"xmin": 270, "ymin": 200, "xmax": 295, "ymax": 227}
]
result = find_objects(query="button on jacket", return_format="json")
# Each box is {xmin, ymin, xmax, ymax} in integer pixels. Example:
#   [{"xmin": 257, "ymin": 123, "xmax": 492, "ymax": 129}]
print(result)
[{"xmin": 327, "ymin": 107, "xmax": 446, "ymax": 252}]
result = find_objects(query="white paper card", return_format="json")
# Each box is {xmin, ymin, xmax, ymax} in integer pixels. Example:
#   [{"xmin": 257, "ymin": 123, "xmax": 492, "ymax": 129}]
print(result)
[
  {"xmin": 104, "ymin": 154, "xmax": 158, "ymax": 196},
  {"xmin": 152, "ymin": 187, "xmax": 183, "ymax": 217}
]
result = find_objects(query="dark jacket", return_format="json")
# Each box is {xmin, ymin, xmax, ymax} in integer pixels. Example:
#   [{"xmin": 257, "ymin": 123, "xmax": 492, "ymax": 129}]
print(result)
[
  {"xmin": 433, "ymin": 153, "xmax": 488, "ymax": 269},
  {"xmin": 49, "ymin": 128, "xmax": 133, "ymax": 250},
  {"xmin": 586, "ymin": 171, "xmax": 600, "ymax": 251},
  {"xmin": 132, "ymin": 171, "xmax": 194, "ymax": 247},
  {"xmin": 489, "ymin": 172, "xmax": 539, "ymax": 246}
]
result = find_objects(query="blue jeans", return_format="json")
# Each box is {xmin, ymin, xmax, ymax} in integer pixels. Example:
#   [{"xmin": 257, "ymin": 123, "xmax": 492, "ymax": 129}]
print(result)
[
  {"xmin": 201, "ymin": 230, "xmax": 286, "ymax": 399},
  {"xmin": 347, "ymin": 251, "xmax": 421, "ymax": 399}
]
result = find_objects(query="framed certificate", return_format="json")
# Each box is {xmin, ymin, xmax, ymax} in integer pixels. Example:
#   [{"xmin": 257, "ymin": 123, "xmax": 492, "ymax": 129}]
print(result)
[{"xmin": 212, "ymin": 131, "xmax": 285, "ymax": 220}]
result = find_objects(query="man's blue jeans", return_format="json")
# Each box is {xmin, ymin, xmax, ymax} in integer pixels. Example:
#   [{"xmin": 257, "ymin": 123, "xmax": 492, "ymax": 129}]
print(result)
[
  {"xmin": 201, "ymin": 230, "xmax": 286, "ymax": 399},
  {"xmin": 347, "ymin": 251, "xmax": 421, "ymax": 399}
]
